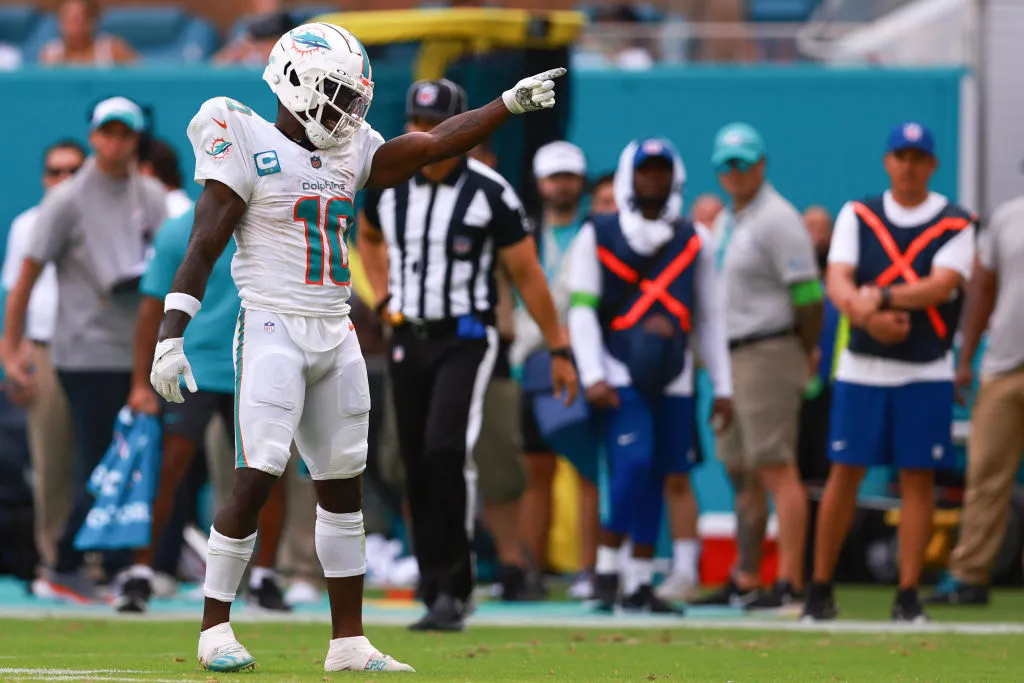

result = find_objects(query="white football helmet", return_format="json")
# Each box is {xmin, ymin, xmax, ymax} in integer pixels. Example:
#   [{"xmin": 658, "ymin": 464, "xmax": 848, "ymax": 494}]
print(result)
[{"xmin": 263, "ymin": 22, "xmax": 374, "ymax": 149}]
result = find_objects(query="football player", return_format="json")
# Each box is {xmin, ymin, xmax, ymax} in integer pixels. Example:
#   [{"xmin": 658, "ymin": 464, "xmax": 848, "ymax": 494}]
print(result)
[{"xmin": 148, "ymin": 22, "xmax": 567, "ymax": 674}]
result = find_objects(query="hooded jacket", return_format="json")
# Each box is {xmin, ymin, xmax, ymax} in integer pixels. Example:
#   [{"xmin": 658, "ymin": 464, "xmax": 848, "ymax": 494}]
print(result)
[{"xmin": 566, "ymin": 138, "xmax": 733, "ymax": 399}]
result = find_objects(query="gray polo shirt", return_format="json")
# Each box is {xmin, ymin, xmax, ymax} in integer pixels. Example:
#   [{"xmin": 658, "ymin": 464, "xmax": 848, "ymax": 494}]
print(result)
[
  {"xmin": 978, "ymin": 196, "xmax": 1024, "ymax": 377},
  {"xmin": 716, "ymin": 182, "xmax": 819, "ymax": 341},
  {"xmin": 26, "ymin": 157, "xmax": 167, "ymax": 371}
]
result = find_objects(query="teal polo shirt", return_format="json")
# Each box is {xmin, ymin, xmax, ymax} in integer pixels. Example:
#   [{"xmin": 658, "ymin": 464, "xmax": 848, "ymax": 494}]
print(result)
[{"xmin": 140, "ymin": 207, "xmax": 239, "ymax": 395}]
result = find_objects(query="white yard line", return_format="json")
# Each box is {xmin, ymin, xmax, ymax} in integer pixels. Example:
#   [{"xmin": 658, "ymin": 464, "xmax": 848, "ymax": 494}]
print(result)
[{"xmin": 1, "ymin": 608, "xmax": 1024, "ymax": 634}]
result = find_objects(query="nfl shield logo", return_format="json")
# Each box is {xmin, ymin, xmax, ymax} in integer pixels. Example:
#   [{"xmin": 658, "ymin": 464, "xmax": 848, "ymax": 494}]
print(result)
[
  {"xmin": 416, "ymin": 84, "xmax": 439, "ymax": 107},
  {"xmin": 903, "ymin": 123, "xmax": 923, "ymax": 141},
  {"xmin": 264, "ymin": 321, "xmax": 275, "ymax": 333},
  {"xmin": 310, "ymin": 155, "xmax": 322, "ymax": 168},
  {"xmin": 453, "ymin": 235, "xmax": 472, "ymax": 256}
]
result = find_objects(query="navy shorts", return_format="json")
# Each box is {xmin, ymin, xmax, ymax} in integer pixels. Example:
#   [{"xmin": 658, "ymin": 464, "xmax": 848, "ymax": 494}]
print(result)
[
  {"xmin": 827, "ymin": 380, "xmax": 955, "ymax": 470},
  {"xmin": 162, "ymin": 390, "xmax": 233, "ymax": 446},
  {"xmin": 604, "ymin": 387, "xmax": 698, "ymax": 476}
]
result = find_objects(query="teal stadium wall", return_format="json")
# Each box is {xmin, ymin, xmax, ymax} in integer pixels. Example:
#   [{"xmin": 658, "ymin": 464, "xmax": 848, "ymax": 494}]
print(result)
[{"xmin": 0, "ymin": 64, "xmax": 965, "ymax": 520}]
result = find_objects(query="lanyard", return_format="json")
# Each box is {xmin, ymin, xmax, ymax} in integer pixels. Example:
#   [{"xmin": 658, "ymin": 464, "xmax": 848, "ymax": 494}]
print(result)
[{"xmin": 715, "ymin": 211, "xmax": 735, "ymax": 271}]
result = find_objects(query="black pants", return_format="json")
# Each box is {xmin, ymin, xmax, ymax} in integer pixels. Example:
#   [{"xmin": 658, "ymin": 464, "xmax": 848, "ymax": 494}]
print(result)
[
  {"xmin": 388, "ymin": 326, "xmax": 495, "ymax": 605},
  {"xmin": 55, "ymin": 370, "xmax": 132, "ymax": 575}
]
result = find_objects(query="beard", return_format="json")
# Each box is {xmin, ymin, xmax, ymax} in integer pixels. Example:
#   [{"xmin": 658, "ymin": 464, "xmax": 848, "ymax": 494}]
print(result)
[{"xmin": 634, "ymin": 193, "xmax": 669, "ymax": 214}]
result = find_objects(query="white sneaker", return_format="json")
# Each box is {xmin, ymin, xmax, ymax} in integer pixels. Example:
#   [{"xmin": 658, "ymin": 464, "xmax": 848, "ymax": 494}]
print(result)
[
  {"xmin": 567, "ymin": 571, "xmax": 594, "ymax": 600},
  {"xmin": 324, "ymin": 635, "xmax": 415, "ymax": 673},
  {"xmin": 197, "ymin": 623, "xmax": 256, "ymax": 672},
  {"xmin": 285, "ymin": 580, "xmax": 321, "ymax": 606},
  {"xmin": 655, "ymin": 572, "xmax": 700, "ymax": 602}
]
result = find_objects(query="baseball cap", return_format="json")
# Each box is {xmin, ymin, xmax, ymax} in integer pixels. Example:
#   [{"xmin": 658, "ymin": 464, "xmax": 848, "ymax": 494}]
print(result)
[
  {"xmin": 886, "ymin": 121, "xmax": 935, "ymax": 156},
  {"xmin": 632, "ymin": 137, "xmax": 676, "ymax": 168},
  {"xmin": 405, "ymin": 79, "xmax": 467, "ymax": 123},
  {"xmin": 711, "ymin": 122, "xmax": 765, "ymax": 168},
  {"xmin": 90, "ymin": 96, "xmax": 145, "ymax": 132},
  {"xmin": 533, "ymin": 141, "xmax": 586, "ymax": 179}
]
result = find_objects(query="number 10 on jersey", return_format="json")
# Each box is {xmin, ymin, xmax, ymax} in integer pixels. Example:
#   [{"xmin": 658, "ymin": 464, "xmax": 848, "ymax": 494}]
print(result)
[{"xmin": 294, "ymin": 196, "xmax": 352, "ymax": 286}]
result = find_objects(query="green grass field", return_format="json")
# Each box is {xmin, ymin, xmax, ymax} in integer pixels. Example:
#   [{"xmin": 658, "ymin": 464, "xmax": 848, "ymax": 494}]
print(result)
[{"xmin": 3, "ymin": 587, "xmax": 1024, "ymax": 682}]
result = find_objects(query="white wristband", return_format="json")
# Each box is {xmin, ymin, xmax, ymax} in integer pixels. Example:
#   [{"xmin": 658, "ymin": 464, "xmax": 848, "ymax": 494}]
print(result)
[{"xmin": 164, "ymin": 292, "xmax": 202, "ymax": 319}]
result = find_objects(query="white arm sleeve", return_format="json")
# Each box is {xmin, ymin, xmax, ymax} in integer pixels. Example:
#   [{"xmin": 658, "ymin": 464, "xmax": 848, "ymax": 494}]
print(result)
[
  {"xmin": 355, "ymin": 126, "xmax": 386, "ymax": 191},
  {"xmin": 692, "ymin": 225, "xmax": 733, "ymax": 398},
  {"xmin": 186, "ymin": 98, "xmax": 257, "ymax": 203},
  {"xmin": 566, "ymin": 224, "xmax": 607, "ymax": 388},
  {"xmin": 827, "ymin": 202, "xmax": 860, "ymax": 266},
  {"xmin": 932, "ymin": 224, "xmax": 976, "ymax": 280}
]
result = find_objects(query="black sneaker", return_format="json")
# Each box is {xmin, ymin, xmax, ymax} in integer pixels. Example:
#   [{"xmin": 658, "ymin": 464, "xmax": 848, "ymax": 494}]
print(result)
[
  {"xmin": 114, "ymin": 577, "xmax": 152, "ymax": 613},
  {"xmin": 621, "ymin": 584, "xmax": 684, "ymax": 615},
  {"xmin": 691, "ymin": 578, "xmax": 759, "ymax": 607},
  {"xmin": 498, "ymin": 564, "xmax": 546, "ymax": 602},
  {"xmin": 746, "ymin": 580, "xmax": 803, "ymax": 610},
  {"xmin": 408, "ymin": 593, "xmax": 466, "ymax": 632},
  {"xmin": 800, "ymin": 582, "xmax": 838, "ymax": 622},
  {"xmin": 892, "ymin": 589, "xmax": 929, "ymax": 623},
  {"xmin": 925, "ymin": 576, "xmax": 990, "ymax": 605},
  {"xmin": 250, "ymin": 576, "xmax": 291, "ymax": 612},
  {"xmin": 592, "ymin": 572, "xmax": 620, "ymax": 613}
]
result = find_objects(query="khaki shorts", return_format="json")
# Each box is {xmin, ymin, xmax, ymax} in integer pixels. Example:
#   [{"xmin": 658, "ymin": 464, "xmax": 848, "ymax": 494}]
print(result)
[
  {"xmin": 716, "ymin": 335, "xmax": 807, "ymax": 470},
  {"xmin": 473, "ymin": 376, "xmax": 527, "ymax": 504}
]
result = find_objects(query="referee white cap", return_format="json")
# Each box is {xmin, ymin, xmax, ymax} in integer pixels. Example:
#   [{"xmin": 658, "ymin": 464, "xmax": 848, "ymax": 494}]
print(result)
[{"xmin": 533, "ymin": 141, "xmax": 586, "ymax": 179}]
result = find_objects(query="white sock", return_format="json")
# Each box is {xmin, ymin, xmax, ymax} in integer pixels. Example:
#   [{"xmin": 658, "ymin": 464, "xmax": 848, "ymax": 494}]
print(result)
[
  {"xmin": 203, "ymin": 527, "xmax": 257, "ymax": 602},
  {"xmin": 673, "ymin": 539, "xmax": 700, "ymax": 577},
  {"xmin": 127, "ymin": 564, "xmax": 155, "ymax": 580},
  {"xmin": 315, "ymin": 506, "xmax": 366, "ymax": 578},
  {"xmin": 633, "ymin": 558, "xmax": 654, "ymax": 588},
  {"xmin": 249, "ymin": 565, "xmax": 277, "ymax": 590},
  {"xmin": 595, "ymin": 546, "xmax": 620, "ymax": 575},
  {"xmin": 329, "ymin": 635, "xmax": 370, "ymax": 651}
]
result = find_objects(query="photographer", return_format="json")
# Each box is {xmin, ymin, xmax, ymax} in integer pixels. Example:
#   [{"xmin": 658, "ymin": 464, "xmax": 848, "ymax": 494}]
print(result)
[{"xmin": 1, "ymin": 96, "xmax": 167, "ymax": 601}]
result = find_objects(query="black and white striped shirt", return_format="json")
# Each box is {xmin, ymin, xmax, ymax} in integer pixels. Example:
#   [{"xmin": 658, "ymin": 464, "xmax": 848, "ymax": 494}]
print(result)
[{"xmin": 363, "ymin": 157, "xmax": 529, "ymax": 321}]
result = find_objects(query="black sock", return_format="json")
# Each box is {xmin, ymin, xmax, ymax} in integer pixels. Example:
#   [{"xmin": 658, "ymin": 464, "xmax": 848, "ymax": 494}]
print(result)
[{"xmin": 897, "ymin": 586, "xmax": 919, "ymax": 607}]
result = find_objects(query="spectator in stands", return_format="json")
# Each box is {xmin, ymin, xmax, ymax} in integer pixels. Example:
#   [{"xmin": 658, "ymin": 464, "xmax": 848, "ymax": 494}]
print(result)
[
  {"xmin": 804, "ymin": 122, "xmax": 975, "ymax": 622},
  {"xmin": 139, "ymin": 138, "xmax": 192, "ymax": 220},
  {"xmin": 691, "ymin": 193, "xmax": 724, "ymax": 228},
  {"xmin": 513, "ymin": 141, "xmax": 597, "ymax": 600},
  {"xmin": 590, "ymin": 173, "xmax": 617, "ymax": 215},
  {"xmin": 576, "ymin": 6, "xmax": 655, "ymax": 71},
  {"xmin": 1, "ymin": 96, "xmax": 166, "ymax": 601},
  {"xmin": 927, "ymin": 195, "xmax": 1024, "ymax": 606},
  {"xmin": 40, "ymin": 0, "xmax": 138, "ymax": 67},
  {"xmin": 694, "ymin": 122, "xmax": 822, "ymax": 610},
  {"xmin": 0, "ymin": 139, "xmax": 85, "ymax": 573},
  {"xmin": 678, "ymin": 0, "xmax": 754, "ymax": 63},
  {"xmin": 213, "ymin": 0, "xmax": 295, "ymax": 66}
]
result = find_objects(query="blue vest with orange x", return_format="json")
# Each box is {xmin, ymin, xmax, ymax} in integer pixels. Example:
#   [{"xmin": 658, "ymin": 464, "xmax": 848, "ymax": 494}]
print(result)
[
  {"xmin": 848, "ymin": 196, "xmax": 974, "ymax": 363},
  {"xmin": 593, "ymin": 213, "xmax": 701, "ymax": 398}
]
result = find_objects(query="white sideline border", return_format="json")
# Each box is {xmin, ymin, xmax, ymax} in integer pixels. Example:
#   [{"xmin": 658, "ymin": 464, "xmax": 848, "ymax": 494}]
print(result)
[{"xmin": 1, "ymin": 607, "xmax": 1023, "ymax": 635}]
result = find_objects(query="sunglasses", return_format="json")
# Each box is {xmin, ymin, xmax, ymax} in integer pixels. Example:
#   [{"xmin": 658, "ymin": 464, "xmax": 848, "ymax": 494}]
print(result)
[
  {"xmin": 45, "ymin": 165, "xmax": 81, "ymax": 178},
  {"xmin": 716, "ymin": 158, "xmax": 755, "ymax": 175}
]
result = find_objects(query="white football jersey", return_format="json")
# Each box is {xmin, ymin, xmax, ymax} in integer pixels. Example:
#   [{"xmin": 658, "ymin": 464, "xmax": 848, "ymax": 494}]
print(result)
[{"xmin": 187, "ymin": 96, "xmax": 384, "ymax": 317}]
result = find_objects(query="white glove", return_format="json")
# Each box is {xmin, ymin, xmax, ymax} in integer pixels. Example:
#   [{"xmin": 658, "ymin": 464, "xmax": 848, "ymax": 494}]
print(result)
[
  {"xmin": 150, "ymin": 337, "xmax": 198, "ymax": 403},
  {"xmin": 502, "ymin": 68, "xmax": 567, "ymax": 115}
]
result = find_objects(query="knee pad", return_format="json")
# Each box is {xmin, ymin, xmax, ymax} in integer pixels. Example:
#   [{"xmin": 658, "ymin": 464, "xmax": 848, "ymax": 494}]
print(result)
[{"xmin": 314, "ymin": 506, "xmax": 366, "ymax": 578}]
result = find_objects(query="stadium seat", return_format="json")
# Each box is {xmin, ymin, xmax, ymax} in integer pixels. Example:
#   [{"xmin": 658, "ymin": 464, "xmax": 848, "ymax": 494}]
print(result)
[
  {"xmin": 747, "ymin": 0, "xmax": 820, "ymax": 22},
  {"xmin": 96, "ymin": 5, "xmax": 220, "ymax": 63},
  {"xmin": 20, "ymin": 13, "xmax": 58, "ymax": 63},
  {"xmin": 0, "ymin": 5, "xmax": 41, "ymax": 45}
]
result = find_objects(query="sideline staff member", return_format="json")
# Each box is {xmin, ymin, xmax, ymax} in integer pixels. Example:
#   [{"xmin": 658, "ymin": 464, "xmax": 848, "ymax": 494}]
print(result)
[{"xmin": 358, "ymin": 79, "xmax": 576, "ymax": 632}]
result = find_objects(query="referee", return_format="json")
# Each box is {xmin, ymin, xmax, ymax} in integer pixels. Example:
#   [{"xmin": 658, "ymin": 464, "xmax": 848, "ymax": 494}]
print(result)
[{"xmin": 358, "ymin": 78, "xmax": 577, "ymax": 632}]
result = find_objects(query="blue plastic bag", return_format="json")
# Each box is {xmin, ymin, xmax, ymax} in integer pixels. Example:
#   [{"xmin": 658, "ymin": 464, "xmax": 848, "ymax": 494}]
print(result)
[{"xmin": 75, "ymin": 407, "xmax": 162, "ymax": 551}]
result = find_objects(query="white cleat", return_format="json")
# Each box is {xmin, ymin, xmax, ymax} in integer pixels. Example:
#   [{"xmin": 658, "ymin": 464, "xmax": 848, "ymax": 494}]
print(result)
[
  {"xmin": 655, "ymin": 572, "xmax": 700, "ymax": 602},
  {"xmin": 197, "ymin": 623, "xmax": 256, "ymax": 672},
  {"xmin": 324, "ymin": 635, "xmax": 415, "ymax": 673}
]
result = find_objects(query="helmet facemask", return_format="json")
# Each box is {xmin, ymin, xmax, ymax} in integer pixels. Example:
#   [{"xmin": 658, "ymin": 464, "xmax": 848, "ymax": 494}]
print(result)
[{"xmin": 288, "ymin": 67, "xmax": 372, "ymax": 150}]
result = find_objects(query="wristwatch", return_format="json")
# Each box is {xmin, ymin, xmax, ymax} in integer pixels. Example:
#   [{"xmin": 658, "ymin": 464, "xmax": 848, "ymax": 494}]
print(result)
[
  {"xmin": 550, "ymin": 346, "xmax": 573, "ymax": 361},
  {"xmin": 878, "ymin": 286, "xmax": 892, "ymax": 311},
  {"xmin": 374, "ymin": 295, "xmax": 392, "ymax": 317}
]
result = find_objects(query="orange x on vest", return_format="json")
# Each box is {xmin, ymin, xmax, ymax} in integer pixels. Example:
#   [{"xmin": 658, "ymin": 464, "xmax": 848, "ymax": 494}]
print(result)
[
  {"xmin": 852, "ymin": 201, "xmax": 970, "ymax": 339},
  {"xmin": 597, "ymin": 234, "xmax": 702, "ymax": 332}
]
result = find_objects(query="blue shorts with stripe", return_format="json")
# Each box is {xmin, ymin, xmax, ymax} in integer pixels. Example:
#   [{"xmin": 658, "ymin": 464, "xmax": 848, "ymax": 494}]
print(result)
[{"xmin": 828, "ymin": 380, "xmax": 955, "ymax": 470}]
